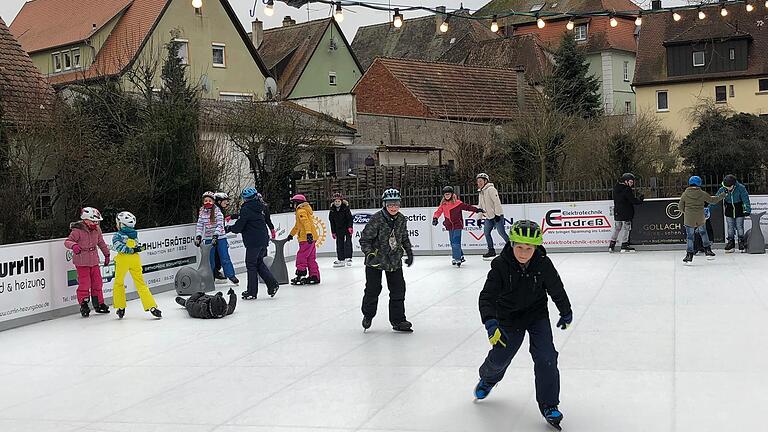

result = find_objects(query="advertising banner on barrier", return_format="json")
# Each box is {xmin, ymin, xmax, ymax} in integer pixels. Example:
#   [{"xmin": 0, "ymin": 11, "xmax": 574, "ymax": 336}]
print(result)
[
  {"xmin": 349, "ymin": 207, "xmax": 433, "ymax": 252},
  {"xmin": 430, "ymin": 204, "xmax": 526, "ymax": 251},
  {"xmin": 629, "ymin": 198, "xmax": 725, "ymax": 245},
  {"xmin": 524, "ymin": 201, "xmax": 614, "ymax": 248},
  {"xmin": 741, "ymin": 195, "xmax": 768, "ymax": 243},
  {"xmin": 0, "ymin": 241, "xmax": 52, "ymax": 322}
]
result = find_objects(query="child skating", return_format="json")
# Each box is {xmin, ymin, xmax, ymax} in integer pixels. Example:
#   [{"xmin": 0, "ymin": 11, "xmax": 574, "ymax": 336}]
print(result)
[
  {"xmin": 475, "ymin": 220, "xmax": 572, "ymax": 430},
  {"xmin": 329, "ymin": 192, "xmax": 353, "ymax": 267},
  {"xmin": 476, "ymin": 173, "xmax": 508, "ymax": 259},
  {"xmin": 609, "ymin": 172, "xmax": 644, "ymax": 253},
  {"xmin": 679, "ymin": 176, "xmax": 726, "ymax": 264},
  {"xmin": 112, "ymin": 211, "xmax": 162, "ymax": 319},
  {"xmin": 287, "ymin": 194, "xmax": 320, "ymax": 285},
  {"xmin": 716, "ymin": 174, "xmax": 752, "ymax": 253},
  {"xmin": 64, "ymin": 207, "xmax": 111, "ymax": 317},
  {"xmin": 196, "ymin": 191, "xmax": 238, "ymax": 285},
  {"xmin": 432, "ymin": 186, "xmax": 483, "ymax": 267},
  {"xmin": 212, "ymin": 192, "xmax": 232, "ymax": 280},
  {"xmin": 360, "ymin": 188, "xmax": 414, "ymax": 332}
]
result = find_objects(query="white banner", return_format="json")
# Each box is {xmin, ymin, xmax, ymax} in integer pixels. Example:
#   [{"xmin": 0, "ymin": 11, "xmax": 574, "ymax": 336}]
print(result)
[
  {"xmin": 741, "ymin": 195, "xmax": 768, "ymax": 242},
  {"xmin": 429, "ymin": 204, "xmax": 527, "ymax": 251},
  {"xmin": 0, "ymin": 241, "xmax": 52, "ymax": 322},
  {"xmin": 524, "ymin": 201, "xmax": 615, "ymax": 248}
]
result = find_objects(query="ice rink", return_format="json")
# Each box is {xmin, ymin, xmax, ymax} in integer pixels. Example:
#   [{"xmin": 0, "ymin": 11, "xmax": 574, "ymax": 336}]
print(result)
[{"xmin": 0, "ymin": 250, "xmax": 766, "ymax": 432}]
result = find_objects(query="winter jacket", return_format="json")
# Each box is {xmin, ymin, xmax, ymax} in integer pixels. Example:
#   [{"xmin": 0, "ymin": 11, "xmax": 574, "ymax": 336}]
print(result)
[
  {"xmin": 612, "ymin": 183, "xmax": 644, "ymax": 221},
  {"xmin": 290, "ymin": 202, "xmax": 318, "ymax": 242},
  {"xmin": 715, "ymin": 182, "xmax": 752, "ymax": 218},
  {"xmin": 181, "ymin": 290, "xmax": 237, "ymax": 319},
  {"xmin": 433, "ymin": 196, "xmax": 482, "ymax": 230},
  {"xmin": 112, "ymin": 228, "xmax": 141, "ymax": 255},
  {"xmin": 360, "ymin": 209, "xmax": 413, "ymax": 272},
  {"xmin": 329, "ymin": 201, "xmax": 353, "ymax": 235},
  {"xmin": 679, "ymin": 187, "xmax": 725, "ymax": 228},
  {"xmin": 230, "ymin": 198, "xmax": 270, "ymax": 249},
  {"xmin": 477, "ymin": 183, "xmax": 504, "ymax": 219},
  {"xmin": 64, "ymin": 222, "xmax": 110, "ymax": 267},
  {"xmin": 195, "ymin": 206, "xmax": 225, "ymax": 239},
  {"xmin": 479, "ymin": 242, "xmax": 571, "ymax": 330}
]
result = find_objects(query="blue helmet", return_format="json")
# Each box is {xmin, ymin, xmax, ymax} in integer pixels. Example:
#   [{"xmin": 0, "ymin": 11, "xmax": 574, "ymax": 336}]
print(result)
[
  {"xmin": 241, "ymin": 187, "xmax": 258, "ymax": 200},
  {"xmin": 688, "ymin": 176, "xmax": 702, "ymax": 187}
]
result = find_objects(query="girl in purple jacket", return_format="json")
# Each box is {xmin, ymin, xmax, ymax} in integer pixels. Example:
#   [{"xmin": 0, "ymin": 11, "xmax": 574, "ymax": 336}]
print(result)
[
  {"xmin": 195, "ymin": 191, "xmax": 238, "ymax": 284},
  {"xmin": 64, "ymin": 207, "xmax": 110, "ymax": 317}
]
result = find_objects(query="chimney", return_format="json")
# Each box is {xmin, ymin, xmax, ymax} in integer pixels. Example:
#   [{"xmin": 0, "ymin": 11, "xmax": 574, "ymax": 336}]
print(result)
[
  {"xmin": 282, "ymin": 16, "xmax": 296, "ymax": 27},
  {"xmin": 516, "ymin": 69, "xmax": 526, "ymax": 111},
  {"xmin": 651, "ymin": 0, "xmax": 661, "ymax": 10},
  {"xmin": 251, "ymin": 19, "xmax": 264, "ymax": 48},
  {"xmin": 435, "ymin": 6, "xmax": 446, "ymax": 34}
]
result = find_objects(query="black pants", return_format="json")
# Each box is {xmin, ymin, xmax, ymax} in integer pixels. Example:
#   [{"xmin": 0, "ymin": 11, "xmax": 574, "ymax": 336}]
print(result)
[
  {"xmin": 336, "ymin": 232, "xmax": 353, "ymax": 260},
  {"xmin": 245, "ymin": 246, "xmax": 277, "ymax": 296},
  {"xmin": 479, "ymin": 318, "xmax": 560, "ymax": 407},
  {"xmin": 361, "ymin": 266, "xmax": 406, "ymax": 324}
]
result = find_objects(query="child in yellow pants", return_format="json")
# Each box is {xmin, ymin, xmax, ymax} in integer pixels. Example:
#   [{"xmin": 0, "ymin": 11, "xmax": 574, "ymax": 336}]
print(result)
[{"xmin": 112, "ymin": 211, "xmax": 162, "ymax": 319}]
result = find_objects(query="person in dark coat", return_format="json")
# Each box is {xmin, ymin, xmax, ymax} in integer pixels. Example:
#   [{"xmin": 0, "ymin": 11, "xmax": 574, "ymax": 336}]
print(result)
[
  {"xmin": 474, "ymin": 220, "xmax": 572, "ymax": 430},
  {"xmin": 609, "ymin": 172, "xmax": 644, "ymax": 253},
  {"xmin": 229, "ymin": 187, "xmax": 279, "ymax": 300},
  {"xmin": 175, "ymin": 289, "xmax": 237, "ymax": 319},
  {"xmin": 329, "ymin": 192, "xmax": 354, "ymax": 267}
]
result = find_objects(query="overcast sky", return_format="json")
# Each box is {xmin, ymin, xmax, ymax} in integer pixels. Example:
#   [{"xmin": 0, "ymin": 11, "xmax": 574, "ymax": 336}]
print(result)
[{"xmin": 1, "ymin": 0, "xmax": 681, "ymax": 42}]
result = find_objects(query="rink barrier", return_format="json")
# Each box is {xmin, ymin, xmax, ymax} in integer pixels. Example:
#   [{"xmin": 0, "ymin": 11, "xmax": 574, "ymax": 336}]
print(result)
[{"xmin": 3, "ymin": 196, "xmax": 768, "ymax": 330}]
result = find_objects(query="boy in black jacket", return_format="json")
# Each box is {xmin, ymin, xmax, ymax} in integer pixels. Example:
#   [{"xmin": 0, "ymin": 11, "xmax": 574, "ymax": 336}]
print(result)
[
  {"xmin": 329, "ymin": 192, "xmax": 354, "ymax": 267},
  {"xmin": 475, "ymin": 220, "xmax": 572, "ymax": 430},
  {"xmin": 610, "ymin": 172, "xmax": 644, "ymax": 253},
  {"xmin": 175, "ymin": 289, "xmax": 237, "ymax": 319}
]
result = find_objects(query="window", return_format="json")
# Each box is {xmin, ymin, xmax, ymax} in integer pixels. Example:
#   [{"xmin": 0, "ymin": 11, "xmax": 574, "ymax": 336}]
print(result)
[
  {"xmin": 219, "ymin": 92, "xmax": 253, "ymax": 101},
  {"xmin": 729, "ymin": 85, "xmax": 735, "ymax": 98},
  {"xmin": 52, "ymin": 53, "xmax": 62, "ymax": 72},
  {"xmin": 329, "ymin": 71, "xmax": 337, "ymax": 86},
  {"xmin": 623, "ymin": 61, "xmax": 630, "ymax": 82},
  {"xmin": 625, "ymin": 101, "xmax": 632, "ymax": 114},
  {"xmin": 35, "ymin": 180, "xmax": 54, "ymax": 220},
  {"xmin": 656, "ymin": 90, "xmax": 669, "ymax": 111},
  {"xmin": 729, "ymin": 48, "xmax": 735, "ymax": 61},
  {"xmin": 63, "ymin": 51, "xmax": 72, "ymax": 70},
  {"xmin": 71, "ymin": 49, "xmax": 81, "ymax": 69},
  {"xmin": 693, "ymin": 51, "xmax": 705, "ymax": 67},
  {"xmin": 174, "ymin": 39, "xmax": 189, "ymax": 65},
  {"xmin": 715, "ymin": 85, "xmax": 727, "ymax": 103},
  {"xmin": 574, "ymin": 24, "xmax": 587, "ymax": 41},
  {"xmin": 759, "ymin": 79, "xmax": 768, "ymax": 93},
  {"xmin": 530, "ymin": 3, "xmax": 545, "ymax": 12},
  {"xmin": 212, "ymin": 43, "xmax": 226, "ymax": 67}
]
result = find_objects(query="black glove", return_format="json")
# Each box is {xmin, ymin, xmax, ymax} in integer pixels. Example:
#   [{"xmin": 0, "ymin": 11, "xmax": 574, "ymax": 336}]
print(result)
[
  {"xmin": 744, "ymin": 212, "xmax": 751, "ymax": 217},
  {"xmin": 194, "ymin": 235, "xmax": 202, "ymax": 247},
  {"xmin": 476, "ymin": 208, "xmax": 485, "ymax": 214},
  {"xmin": 224, "ymin": 226, "xmax": 231, "ymax": 233},
  {"xmin": 133, "ymin": 246, "xmax": 143, "ymax": 254},
  {"xmin": 227, "ymin": 288, "xmax": 235, "ymax": 295},
  {"xmin": 493, "ymin": 215, "xmax": 502, "ymax": 223},
  {"xmin": 212, "ymin": 235, "xmax": 218, "ymax": 247},
  {"xmin": 638, "ymin": 193, "xmax": 645, "ymax": 201},
  {"xmin": 432, "ymin": 217, "xmax": 438, "ymax": 226},
  {"xmin": 286, "ymin": 234, "xmax": 294, "ymax": 241},
  {"xmin": 557, "ymin": 311, "xmax": 573, "ymax": 330},
  {"xmin": 405, "ymin": 252, "xmax": 414, "ymax": 267},
  {"xmin": 230, "ymin": 213, "xmax": 239, "ymax": 220},
  {"xmin": 306, "ymin": 234, "xmax": 314, "ymax": 244}
]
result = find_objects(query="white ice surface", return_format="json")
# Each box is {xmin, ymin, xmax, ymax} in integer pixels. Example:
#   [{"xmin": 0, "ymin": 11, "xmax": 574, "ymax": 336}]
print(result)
[{"xmin": 0, "ymin": 251, "xmax": 767, "ymax": 432}]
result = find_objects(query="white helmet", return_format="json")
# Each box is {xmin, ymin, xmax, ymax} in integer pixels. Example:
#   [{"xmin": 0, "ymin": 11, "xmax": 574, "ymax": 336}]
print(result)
[
  {"xmin": 476, "ymin": 173, "xmax": 490, "ymax": 181},
  {"xmin": 80, "ymin": 207, "xmax": 103, "ymax": 222},
  {"xmin": 116, "ymin": 211, "xmax": 137, "ymax": 228},
  {"xmin": 214, "ymin": 192, "xmax": 229, "ymax": 201}
]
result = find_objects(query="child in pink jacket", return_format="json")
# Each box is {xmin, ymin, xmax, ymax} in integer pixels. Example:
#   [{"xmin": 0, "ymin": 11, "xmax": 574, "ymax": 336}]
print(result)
[
  {"xmin": 432, "ymin": 186, "xmax": 483, "ymax": 267},
  {"xmin": 64, "ymin": 207, "xmax": 111, "ymax": 317}
]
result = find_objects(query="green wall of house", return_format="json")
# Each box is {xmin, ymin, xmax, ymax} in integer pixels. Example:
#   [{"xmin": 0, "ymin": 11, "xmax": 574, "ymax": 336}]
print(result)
[{"xmin": 289, "ymin": 24, "xmax": 361, "ymax": 99}]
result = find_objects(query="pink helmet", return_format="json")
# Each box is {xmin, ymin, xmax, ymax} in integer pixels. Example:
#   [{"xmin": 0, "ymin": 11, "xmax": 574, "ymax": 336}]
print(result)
[{"xmin": 290, "ymin": 194, "xmax": 307, "ymax": 203}]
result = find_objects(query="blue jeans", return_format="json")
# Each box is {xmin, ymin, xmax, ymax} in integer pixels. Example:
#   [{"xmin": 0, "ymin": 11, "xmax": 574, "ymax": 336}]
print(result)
[
  {"xmin": 449, "ymin": 229, "xmax": 463, "ymax": 260},
  {"xmin": 479, "ymin": 318, "xmax": 560, "ymax": 407},
  {"xmin": 483, "ymin": 217, "xmax": 509, "ymax": 250},
  {"xmin": 685, "ymin": 225, "xmax": 710, "ymax": 253},
  {"xmin": 206, "ymin": 238, "xmax": 235, "ymax": 278},
  {"xmin": 726, "ymin": 216, "xmax": 745, "ymax": 241}
]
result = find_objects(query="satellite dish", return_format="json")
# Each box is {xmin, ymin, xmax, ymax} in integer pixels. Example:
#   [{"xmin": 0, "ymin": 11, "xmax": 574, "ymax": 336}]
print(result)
[{"xmin": 265, "ymin": 77, "xmax": 278, "ymax": 100}]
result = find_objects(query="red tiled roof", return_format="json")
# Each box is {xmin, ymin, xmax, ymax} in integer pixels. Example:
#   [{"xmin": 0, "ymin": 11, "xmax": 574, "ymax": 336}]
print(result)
[
  {"xmin": 354, "ymin": 57, "xmax": 537, "ymax": 121},
  {"xmin": 634, "ymin": 4, "xmax": 768, "ymax": 86},
  {"xmin": 0, "ymin": 17, "xmax": 55, "ymax": 125},
  {"xmin": 514, "ymin": 15, "xmax": 638, "ymax": 53},
  {"xmin": 10, "ymin": 0, "xmax": 133, "ymax": 54}
]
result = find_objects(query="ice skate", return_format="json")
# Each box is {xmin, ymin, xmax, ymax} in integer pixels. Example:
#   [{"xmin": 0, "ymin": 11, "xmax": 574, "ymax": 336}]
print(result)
[
  {"xmin": 608, "ymin": 241, "xmax": 616, "ymax": 253},
  {"xmin": 214, "ymin": 271, "xmax": 227, "ymax": 282},
  {"xmin": 346, "ymin": 258, "xmax": 353, "ymax": 266},
  {"xmin": 473, "ymin": 379, "xmax": 495, "ymax": 400},
  {"xmin": 620, "ymin": 242, "xmax": 636, "ymax": 253},
  {"xmin": 91, "ymin": 296, "xmax": 109, "ymax": 314},
  {"xmin": 482, "ymin": 249, "xmax": 496, "ymax": 260},
  {"xmin": 541, "ymin": 405, "xmax": 563, "ymax": 430},
  {"xmin": 175, "ymin": 297, "xmax": 187, "ymax": 307},
  {"xmin": 228, "ymin": 276, "xmax": 239, "ymax": 285},
  {"xmin": 290, "ymin": 270, "xmax": 307, "ymax": 285},
  {"xmin": 116, "ymin": 308, "xmax": 125, "ymax": 319},
  {"xmin": 149, "ymin": 307, "xmax": 162, "ymax": 319},
  {"xmin": 391, "ymin": 320, "xmax": 413, "ymax": 332},
  {"xmin": 683, "ymin": 252, "xmax": 694, "ymax": 265},
  {"xmin": 267, "ymin": 284, "xmax": 279, "ymax": 298},
  {"xmin": 724, "ymin": 239, "xmax": 736, "ymax": 253},
  {"xmin": 362, "ymin": 316, "xmax": 372, "ymax": 331},
  {"xmin": 80, "ymin": 300, "xmax": 90, "ymax": 318},
  {"xmin": 704, "ymin": 247, "xmax": 716, "ymax": 260},
  {"xmin": 303, "ymin": 275, "xmax": 320, "ymax": 285},
  {"xmin": 333, "ymin": 260, "xmax": 345, "ymax": 268},
  {"xmin": 738, "ymin": 238, "xmax": 746, "ymax": 253},
  {"xmin": 241, "ymin": 291, "xmax": 257, "ymax": 300}
]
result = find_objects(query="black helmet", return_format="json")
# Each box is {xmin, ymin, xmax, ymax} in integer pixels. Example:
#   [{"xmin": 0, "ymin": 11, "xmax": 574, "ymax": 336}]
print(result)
[
  {"xmin": 442, "ymin": 186, "xmax": 454, "ymax": 194},
  {"xmin": 208, "ymin": 292, "xmax": 228, "ymax": 318},
  {"xmin": 722, "ymin": 174, "xmax": 737, "ymax": 187},
  {"xmin": 621, "ymin": 173, "xmax": 635, "ymax": 182}
]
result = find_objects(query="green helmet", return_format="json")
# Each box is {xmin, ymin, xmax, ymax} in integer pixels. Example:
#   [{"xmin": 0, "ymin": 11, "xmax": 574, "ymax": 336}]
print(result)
[{"xmin": 509, "ymin": 220, "xmax": 543, "ymax": 246}]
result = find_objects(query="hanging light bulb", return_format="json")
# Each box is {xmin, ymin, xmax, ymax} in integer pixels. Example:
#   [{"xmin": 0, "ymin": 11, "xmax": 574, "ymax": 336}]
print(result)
[
  {"xmin": 537, "ymin": 17, "xmax": 545, "ymax": 28},
  {"xmin": 610, "ymin": 16, "xmax": 618, "ymax": 27},
  {"xmin": 393, "ymin": 8, "xmax": 403, "ymax": 28},
  {"xmin": 566, "ymin": 20, "xmax": 575, "ymax": 30},
  {"xmin": 673, "ymin": 12, "xmax": 681, "ymax": 21},
  {"xmin": 635, "ymin": 14, "xmax": 642, "ymax": 26},
  {"xmin": 191, "ymin": 0, "xmax": 202, "ymax": 8},
  {"xmin": 440, "ymin": 18, "xmax": 449, "ymax": 33},
  {"xmin": 334, "ymin": 2, "xmax": 344, "ymax": 23},
  {"xmin": 764, "ymin": 1, "xmax": 768, "ymax": 9},
  {"xmin": 264, "ymin": 0, "xmax": 274, "ymax": 16},
  {"xmin": 746, "ymin": 2, "xmax": 754, "ymax": 12},
  {"xmin": 490, "ymin": 15, "xmax": 499, "ymax": 33},
  {"xmin": 698, "ymin": 9, "xmax": 706, "ymax": 19},
  {"xmin": 720, "ymin": 6, "xmax": 728, "ymax": 16}
]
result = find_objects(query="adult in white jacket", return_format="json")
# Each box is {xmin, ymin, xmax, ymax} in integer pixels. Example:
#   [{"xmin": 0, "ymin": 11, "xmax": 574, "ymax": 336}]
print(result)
[{"xmin": 477, "ymin": 173, "xmax": 509, "ymax": 258}]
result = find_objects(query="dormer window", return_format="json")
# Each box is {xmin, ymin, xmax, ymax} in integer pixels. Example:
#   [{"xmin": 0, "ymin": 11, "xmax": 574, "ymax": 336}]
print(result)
[
  {"xmin": 52, "ymin": 52, "xmax": 62, "ymax": 73},
  {"xmin": 575, "ymin": 24, "xmax": 587, "ymax": 41},
  {"xmin": 693, "ymin": 51, "xmax": 705, "ymax": 67}
]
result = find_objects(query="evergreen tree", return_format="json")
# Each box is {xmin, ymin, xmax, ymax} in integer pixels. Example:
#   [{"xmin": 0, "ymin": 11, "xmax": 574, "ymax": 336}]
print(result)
[{"xmin": 545, "ymin": 32, "xmax": 602, "ymax": 118}]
